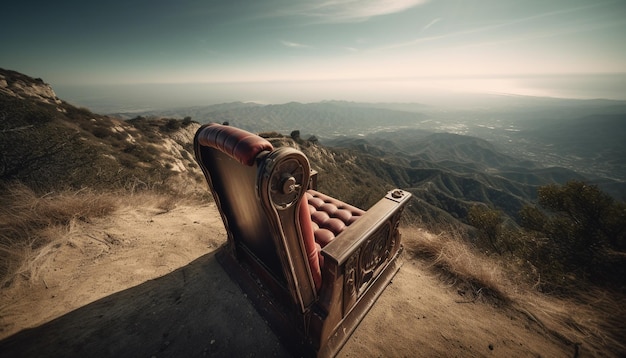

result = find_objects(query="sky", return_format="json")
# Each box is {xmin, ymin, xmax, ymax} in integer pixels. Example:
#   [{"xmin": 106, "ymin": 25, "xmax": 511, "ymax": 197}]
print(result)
[{"xmin": 2, "ymin": 0, "xmax": 626, "ymax": 110}]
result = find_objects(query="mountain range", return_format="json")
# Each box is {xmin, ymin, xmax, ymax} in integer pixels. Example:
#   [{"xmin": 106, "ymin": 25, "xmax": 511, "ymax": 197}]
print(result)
[
  {"xmin": 112, "ymin": 95, "xmax": 626, "ymax": 180},
  {"xmin": 2, "ymin": 68, "xmax": 625, "ymax": 233},
  {"xmin": 114, "ymin": 91, "xmax": 625, "ymax": 220}
]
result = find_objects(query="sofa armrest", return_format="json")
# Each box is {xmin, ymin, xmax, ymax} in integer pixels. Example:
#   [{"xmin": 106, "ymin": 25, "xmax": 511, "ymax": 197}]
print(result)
[
  {"xmin": 318, "ymin": 189, "xmax": 411, "ymax": 316},
  {"xmin": 321, "ymin": 189, "xmax": 411, "ymax": 265}
]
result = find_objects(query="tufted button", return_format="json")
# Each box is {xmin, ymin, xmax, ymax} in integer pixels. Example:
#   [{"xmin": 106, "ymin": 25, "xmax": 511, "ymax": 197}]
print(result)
[
  {"xmin": 311, "ymin": 210, "xmax": 330, "ymax": 224},
  {"xmin": 314, "ymin": 229, "xmax": 335, "ymax": 247},
  {"xmin": 326, "ymin": 218, "xmax": 346, "ymax": 234},
  {"xmin": 333, "ymin": 209, "xmax": 353, "ymax": 223},
  {"xmin": 305, "ymin": 189, "xmax": 365, "ymax": 248}
]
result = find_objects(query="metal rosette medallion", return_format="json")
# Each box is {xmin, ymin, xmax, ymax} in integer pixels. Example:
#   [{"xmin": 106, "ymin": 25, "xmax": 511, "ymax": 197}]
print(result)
[{"xmin": 261, "ymin": 148, "xmax": 310, "ymax": 210}]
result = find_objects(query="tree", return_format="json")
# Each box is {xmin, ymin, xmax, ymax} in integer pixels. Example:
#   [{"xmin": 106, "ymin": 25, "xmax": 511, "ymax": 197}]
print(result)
[
  {"xmin": 522, "ymin": 181, "xmax": 623, "ymax": 251},
  {"xmin": 467, "ymin": 205, "xmax": 504, "ymax": 253},
  {"xmin": 518, "ymin": 180, "xmax": 626, "ymax": 287}
]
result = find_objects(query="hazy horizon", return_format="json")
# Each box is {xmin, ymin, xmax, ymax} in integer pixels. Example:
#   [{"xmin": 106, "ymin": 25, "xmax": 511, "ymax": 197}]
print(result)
[
  {"xmin": 54, "ymin": 72, "xmax": 626, "ymax": 113},
  {"xmin": 3, "ymin": 0, "xmax": 626, "ymax": 111}
]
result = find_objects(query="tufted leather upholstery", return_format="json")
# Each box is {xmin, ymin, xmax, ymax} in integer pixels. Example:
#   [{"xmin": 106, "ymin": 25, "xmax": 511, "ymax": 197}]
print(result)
[
  {"xmin": 306, "ymin": 190, "xmax": 365, "ymax": 249},
  {"xmin": 195, "ymin": 123, "xmax": 274, "ymax": 166},
  {"xmin": 299, "ymin": 190, "xmax": 364, "ymax": 290}
]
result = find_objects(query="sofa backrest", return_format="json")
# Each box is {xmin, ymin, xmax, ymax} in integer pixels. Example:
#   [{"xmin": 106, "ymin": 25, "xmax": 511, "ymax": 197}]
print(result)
[{"xmin": 194, "ymin": 123, "xmax": 319, "ymax": 311}]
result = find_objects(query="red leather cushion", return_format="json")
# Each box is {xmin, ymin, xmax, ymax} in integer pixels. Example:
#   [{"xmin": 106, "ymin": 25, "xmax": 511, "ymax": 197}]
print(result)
[
  {"xmin": 196, "ymin": 123, "xmax": 274, "ymax": 166},
  {"xmin": 306, "ymin": 190, "xmax": 365, "ymax": 248},
  {"xmin": 299, "ymin": 198, "xmax": 322, "ymax": 290}
]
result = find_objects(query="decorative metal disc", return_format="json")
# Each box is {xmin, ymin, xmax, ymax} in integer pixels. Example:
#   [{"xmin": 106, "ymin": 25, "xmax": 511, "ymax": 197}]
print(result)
[{"xmin": 269, "ymin": 157, "xmax": 305, "ymax": 209}]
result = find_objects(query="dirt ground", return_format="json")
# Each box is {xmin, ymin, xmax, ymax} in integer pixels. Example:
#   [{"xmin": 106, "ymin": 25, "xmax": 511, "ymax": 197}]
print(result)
[{"xmin": 0, "ymin": 203, "xmax": 580, "ymax": 357}]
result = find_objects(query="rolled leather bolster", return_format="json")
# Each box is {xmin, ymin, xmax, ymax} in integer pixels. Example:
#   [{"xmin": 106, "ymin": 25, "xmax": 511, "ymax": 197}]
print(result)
[{"xmin": 196, "ymin": 123, "xmax": 274, "ymax": 166}]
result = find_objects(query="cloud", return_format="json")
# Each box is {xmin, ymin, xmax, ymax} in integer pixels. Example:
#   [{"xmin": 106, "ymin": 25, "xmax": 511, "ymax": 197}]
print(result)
[
  {"xmin": 421, "ymin": 17, "xmax": 441, "ymax": 32},
  {"xmin": 281, "ymin": 40, "xmax": 312, "ymax": 48},
  {"xmin": 285, "ymin": 0, "xmax": 430, "ymax": 23},
  {"xmin": 373, "ymin": 2, "xmax": 620, "ymax": 52}
]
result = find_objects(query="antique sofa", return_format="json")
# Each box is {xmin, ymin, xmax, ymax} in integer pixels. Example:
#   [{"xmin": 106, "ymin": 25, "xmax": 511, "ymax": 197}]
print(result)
[{"xmin": 193, "ymin": 123, "xmax": 411, "ymax": 357}]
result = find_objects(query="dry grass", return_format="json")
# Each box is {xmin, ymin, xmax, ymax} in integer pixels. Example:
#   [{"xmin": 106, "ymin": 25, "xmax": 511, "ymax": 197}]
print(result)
[
  {"xmin": 117, "ymin": 179, "xmax": 212, "ymax": 214},
  {"xmin": 0, "ymin": 183, "xmax": 119, "ymax": 287},
  {"xmin": 0, "ymin": 182, "xmax": 208, "ymax": 289},
  {"xmin": 403, "ymin": 225, "xmax": 516, "ymax": 304},
  {"xmin": 519, "ymin": 288, "xmax": 626, "ymax": 357},
  {"xmin": 402, "ymin": 225, "xmax": 626, "ymax": 357}
]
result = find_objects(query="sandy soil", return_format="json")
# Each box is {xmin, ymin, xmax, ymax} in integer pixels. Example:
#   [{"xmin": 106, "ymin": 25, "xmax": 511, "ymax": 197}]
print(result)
[{"xmin": 0, "ymin": 202, "xmax": 580, "ymax": 357}]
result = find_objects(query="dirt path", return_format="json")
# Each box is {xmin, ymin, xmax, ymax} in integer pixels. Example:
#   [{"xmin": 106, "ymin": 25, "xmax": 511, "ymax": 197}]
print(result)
[{"xmin": 0, "ymin": 203, "xmax": 578, "ymax": 357}]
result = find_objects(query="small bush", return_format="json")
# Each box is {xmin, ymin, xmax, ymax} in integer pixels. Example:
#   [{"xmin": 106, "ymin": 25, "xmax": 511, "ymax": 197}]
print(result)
[
  {"xmin": 259, "ymin": 131, "xmax": 284, "ymax": 138},
  {"xmin": 146, "ymin": 144, "xmax": 160, "ymax": 156},
  {"xmin": 518, "ymin": 181, "xmax": 626, "ymax": 289},
  {"xmin": 164, "ymin": 119, "xmax": 181, "ymax": 131},
  {"xmin": 467, "ymin": 205, "xmax": 504, "ymax": 253},
  {"xmin": 92, "ymin": 126, "xmax": 110, "ymax": 139},
  {"xmin": 181, "ymin": 150, "xmax": 192, "ymax": 161}
]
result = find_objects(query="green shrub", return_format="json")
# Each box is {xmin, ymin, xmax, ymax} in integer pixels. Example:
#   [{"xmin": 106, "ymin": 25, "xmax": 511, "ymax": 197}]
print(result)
[
  {"xmin": 92, "ymin": 126, "xmax": 110, "ymax": 138},
  {"xmin": 165, "ymin": 119, "xmax": 181, "ymax": 131},
  {"xmin": 518, "ymin": 181, "xmax": 626, "ymax": 291},
  {"xmin": 467, "ymin": 205, "xmax": 504, "ymax": 253}
]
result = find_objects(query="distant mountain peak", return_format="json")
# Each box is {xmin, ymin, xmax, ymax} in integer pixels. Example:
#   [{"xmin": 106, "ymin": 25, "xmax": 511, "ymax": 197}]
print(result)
[{"xmin": 0, "ymin": 68, "xmax": 62, "ymax": 107}]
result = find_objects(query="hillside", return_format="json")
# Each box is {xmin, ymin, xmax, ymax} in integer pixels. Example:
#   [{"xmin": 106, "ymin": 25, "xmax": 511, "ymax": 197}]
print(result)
[
  {"xmin": 1, "ymin": 69, "xmax": 625, "ymax": 356},
  {"xmin": 316, "ymin": 132, "xmax": 593, "ymax": 230},
  {"xmin": 1, "ymin": 199, "xmax": 621, "ymax": 357},
  {"xmin": 2, "ymin": 69, "xmax": 624, "ymax": 275},
  {"xmin": 3, "ymin": 69, "xmax": 625, "ymax": 264},
  {"xmin": 0, "ymin": 69, "xmax": 552, "ymax": 230},
  {"xmin": 114, "ymin": 100, "xmax": 428, "ymax": 138},
  {"xmin": 115, "ymin": 96, "xmax": 626, "ymax": 199},
  {"xmin": 0, "ymin": 68, "xmax": 204, "ymax": 194}
]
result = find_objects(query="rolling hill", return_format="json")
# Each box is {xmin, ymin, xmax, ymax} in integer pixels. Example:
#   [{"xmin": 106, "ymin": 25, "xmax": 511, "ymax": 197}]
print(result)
[{"xmin": 4, "ymin": 67, "xmax": 623, "ymax": 233}]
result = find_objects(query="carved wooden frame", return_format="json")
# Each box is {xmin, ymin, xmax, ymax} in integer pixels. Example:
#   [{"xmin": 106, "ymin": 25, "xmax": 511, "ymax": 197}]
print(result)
[{"xmin": 194, "ymin": 124, "xmax": 411, "ymax": 357}]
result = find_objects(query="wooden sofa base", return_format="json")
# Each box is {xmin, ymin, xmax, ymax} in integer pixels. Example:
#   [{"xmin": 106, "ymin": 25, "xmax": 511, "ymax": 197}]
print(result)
[{"xmin": 216, "ymin": 243, "xmax": 404, "ymax": 358}]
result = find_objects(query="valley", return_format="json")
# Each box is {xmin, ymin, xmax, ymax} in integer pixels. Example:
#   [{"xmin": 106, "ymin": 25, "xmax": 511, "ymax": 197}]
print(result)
[{"xmin": 115, "ymin": 97, "xmax": 626, "ymax": 187}]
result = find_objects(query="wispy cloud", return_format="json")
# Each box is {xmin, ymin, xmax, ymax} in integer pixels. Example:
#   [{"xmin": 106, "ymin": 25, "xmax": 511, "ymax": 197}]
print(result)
[
  {"xmin": 421, "ymin": 17, "xmax": 441, "ymax": 32},
  {"xmin": 283, "ymin": 0, "xmax": 430, "ymax": 23},
  {"xmin": 374, "ymin": 2, "xmax": 619, "ymax": 52},
  {"xmin": 280, "ymin": 40, "xmax": 312, "ymax": 48}
]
